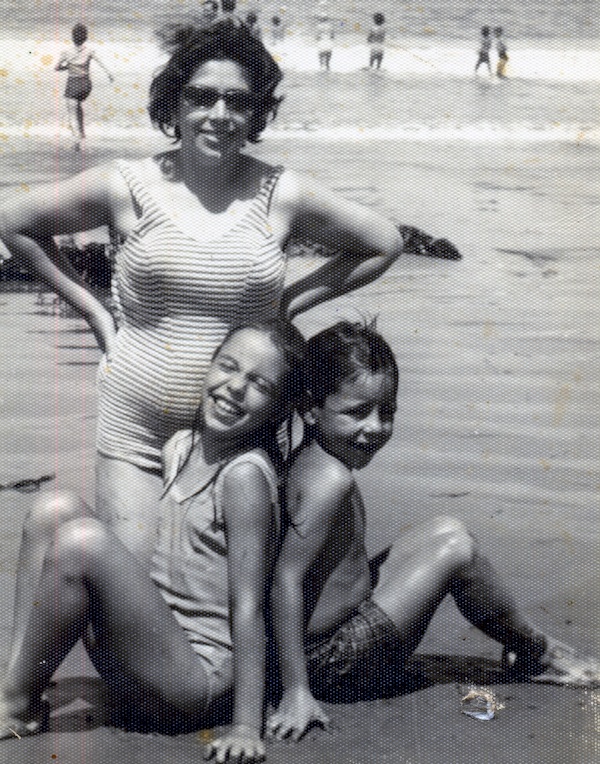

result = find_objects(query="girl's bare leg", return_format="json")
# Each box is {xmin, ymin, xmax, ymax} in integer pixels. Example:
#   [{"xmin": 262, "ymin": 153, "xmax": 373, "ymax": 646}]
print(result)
[
  {"xmin": 10, "ymin": 491, "xmax": 92, "ymax": 665},
  {"xmin": 2, "ymin": 518, "xmax": 212, "ymax": 738}
]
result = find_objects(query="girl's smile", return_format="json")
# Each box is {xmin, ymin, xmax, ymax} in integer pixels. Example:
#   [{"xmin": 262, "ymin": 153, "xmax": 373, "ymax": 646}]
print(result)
[{"xmin": 202, "ymin": 328, "xmax": 287, "ymax": 441}]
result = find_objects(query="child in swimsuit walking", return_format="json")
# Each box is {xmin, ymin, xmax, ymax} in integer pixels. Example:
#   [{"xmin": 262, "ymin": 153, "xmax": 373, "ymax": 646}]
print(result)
[
  {"xmin": 1, "ymin": 320, "xmax": 305, "ymax": 762},
  {"xmin": 55, "ymin": 23, "xmax": 114, "ymax": 150},
  {"xmin": 266, "ymin": 320, "xmax": 600, "ymax": 741}
]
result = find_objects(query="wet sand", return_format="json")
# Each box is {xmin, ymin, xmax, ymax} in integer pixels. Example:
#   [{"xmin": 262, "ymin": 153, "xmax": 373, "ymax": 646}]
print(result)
[{"xmin": 0, "ymin": 134, "xmax": 598, "ymax": 763}]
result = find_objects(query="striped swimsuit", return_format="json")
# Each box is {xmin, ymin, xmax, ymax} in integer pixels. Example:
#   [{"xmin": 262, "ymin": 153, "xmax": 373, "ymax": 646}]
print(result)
[{"xmin": 97, "ymin": 159, "xmax": 287, "ymax": 470}]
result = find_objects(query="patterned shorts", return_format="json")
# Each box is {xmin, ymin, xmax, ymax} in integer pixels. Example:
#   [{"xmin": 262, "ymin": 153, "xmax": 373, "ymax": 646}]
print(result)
[{"xmin": 306, "ymin": 599, "xmax": 404, "ymax": 697}]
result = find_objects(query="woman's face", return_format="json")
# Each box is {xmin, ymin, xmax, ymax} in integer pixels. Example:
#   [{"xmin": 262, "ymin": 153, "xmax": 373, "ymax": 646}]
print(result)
[{"xmin": 176, "ymin": 59, "xmax": 256, "ymax": 164}]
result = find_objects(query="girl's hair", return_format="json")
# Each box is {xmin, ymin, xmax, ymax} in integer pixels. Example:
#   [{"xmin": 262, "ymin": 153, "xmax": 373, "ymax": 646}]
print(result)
[
  {"xmin": 149, "ymin": 20, "xmax": 283, "ymax": 143},
  {"xmin": 72, "ymin": 23, "xmax": 88, "ymax": 46},
  {"xmin": 373, "ymin": 12, "xmax": 385, "ymax": 25},
  {"xmin": 304, "ymin": 319, "xmax": 398, "ymax": 408},
  {"xmin": 215, "ymin": 318, "xmax": 307, "ymax": 410}
]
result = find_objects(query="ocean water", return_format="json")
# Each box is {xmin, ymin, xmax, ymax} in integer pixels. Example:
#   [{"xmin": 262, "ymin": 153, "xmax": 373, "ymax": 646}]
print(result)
[{"xmin": 0, "ymin": 0, "xmax": 598, "ymax": 144}]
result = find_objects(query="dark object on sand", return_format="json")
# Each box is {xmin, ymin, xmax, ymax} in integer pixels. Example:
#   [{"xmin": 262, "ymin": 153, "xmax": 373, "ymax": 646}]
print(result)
[
  {"xmin": 0, "ymin": 473, "xmax": 55, "ymax": 493},
  {"xmin": 398, "ymin": 225, "xmax": 462, "ymax": 260}
]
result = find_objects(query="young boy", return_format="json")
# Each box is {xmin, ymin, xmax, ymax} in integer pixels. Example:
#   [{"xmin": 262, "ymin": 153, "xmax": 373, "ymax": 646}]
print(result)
[{"xmin": 266, "ymin": 320, "xmax": 599, "ymax": 742}]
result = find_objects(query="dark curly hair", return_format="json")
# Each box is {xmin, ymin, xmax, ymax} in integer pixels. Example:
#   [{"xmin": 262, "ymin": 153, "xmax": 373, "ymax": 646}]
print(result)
[
  {"xmin": 304, "ymin": 319, "xmax": 399, "ymax": 409},
  {"xmin": 149, "ymin": 20, "xmax": 283, "ymax": 143}
]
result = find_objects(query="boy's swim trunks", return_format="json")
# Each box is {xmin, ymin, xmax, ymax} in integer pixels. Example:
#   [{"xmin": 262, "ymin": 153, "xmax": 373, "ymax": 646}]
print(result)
[{"xmin": 306, "ymin": 599, "xmax": 403, "ymax": 693}]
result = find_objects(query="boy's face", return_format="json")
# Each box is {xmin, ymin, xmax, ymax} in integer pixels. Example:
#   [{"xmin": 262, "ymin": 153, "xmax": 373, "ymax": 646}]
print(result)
[
  {"xmin": 202, "ymin": 328, "xmax": 286, "ymax": 439},
  {"xmin": 306, "ymin": 371, "xmax": 396, "ymax": 469}
]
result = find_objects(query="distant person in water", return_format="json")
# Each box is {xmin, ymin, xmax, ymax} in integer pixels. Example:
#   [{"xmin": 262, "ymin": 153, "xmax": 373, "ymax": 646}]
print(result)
[
  {"xmin": 494, "ymin": 26, "xmax": 508, "ymax": 78},
  {"xmin": 199, "ymin": 0, "xmax": 219, "ymax": 25},
  {"xmin": 245, "ymin": 11, "xmax": 262, "ymax": 40},
  {"xmin": 55, "ymin": 23, "xmax": 114, "ymax": 150},
  {"xmin": 474, "ymin": 25, "xmax": 492, "ymax": 75},
  {"xmin": 221, "ymin": 0, "xmax": 241, "ymax": 26},
  {"xmin": 367, "ymin": 12, "xmax": 386, "ymax": 70},
  {"xmin": 270, "ymin": 15, "xmax": 285, "ymax": 44},
  {"xmin": 316, "ymin": 12, "xmax": 334, "ymax": 71}
]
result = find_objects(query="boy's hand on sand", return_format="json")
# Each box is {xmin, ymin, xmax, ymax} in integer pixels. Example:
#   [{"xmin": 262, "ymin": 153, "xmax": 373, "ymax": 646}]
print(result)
[
  {"xmin": 266, "ymin": 686, "xmax": 331, "ymax": 742},
  {"xmin": 204, "ymin": 724, "xmax": 265, "ymax": 763}
]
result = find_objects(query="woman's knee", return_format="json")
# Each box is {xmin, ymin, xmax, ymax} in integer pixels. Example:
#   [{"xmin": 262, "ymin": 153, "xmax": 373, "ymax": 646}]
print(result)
[{"xmin": 23, "ymin": 490, "xmax": 91, "ymax": 539}]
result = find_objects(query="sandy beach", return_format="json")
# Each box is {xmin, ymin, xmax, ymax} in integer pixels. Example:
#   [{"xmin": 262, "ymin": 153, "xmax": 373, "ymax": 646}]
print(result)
[{"xmin": 0, "ymin": 131, "xmax": 599, "ymax": 763}]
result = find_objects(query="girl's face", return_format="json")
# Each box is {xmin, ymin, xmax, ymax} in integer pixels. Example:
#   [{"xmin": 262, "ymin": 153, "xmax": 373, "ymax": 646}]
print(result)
[
  {"xmin": 177, "ymin": 59, "xmax": 256, "ymax": 164},
  {"xmin": 306, "ymin": 371, "xmax": 396, "ymax": 470},
  {"xmin": 202, "ymin": 328, "xmax": 287, "ymax": 441}
]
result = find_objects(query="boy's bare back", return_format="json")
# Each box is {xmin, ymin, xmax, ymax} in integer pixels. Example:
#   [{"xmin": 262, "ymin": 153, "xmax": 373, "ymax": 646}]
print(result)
[{"xmin": 286, "ymin": 438, "xmax": 372, "ymax": 641}]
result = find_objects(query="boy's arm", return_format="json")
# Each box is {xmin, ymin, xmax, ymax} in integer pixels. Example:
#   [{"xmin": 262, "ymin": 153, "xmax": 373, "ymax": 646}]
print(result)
[
  {"xmin": 267, "ymin": 465, "xmax": 353, "ymax": 742},
  {"xmin": 206, "ymin": 461, "xmax": 277, "ymax": 763}
]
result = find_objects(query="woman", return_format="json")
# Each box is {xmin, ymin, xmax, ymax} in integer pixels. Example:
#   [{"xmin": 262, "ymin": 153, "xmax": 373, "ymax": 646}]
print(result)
[
  {"xmin": 0, "ymin": 21, "xmax": 402, "ymax": 564},
  {"xmin": 55, "ymin": 23, "xmax": 114, "ymax": 150}
]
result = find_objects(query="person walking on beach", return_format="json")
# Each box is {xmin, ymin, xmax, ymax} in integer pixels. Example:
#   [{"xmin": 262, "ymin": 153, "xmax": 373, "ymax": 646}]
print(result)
[
  {"xmin": 367, "ymin": 12, "xmax": 386, "ymax": 70},
  {"xmin": 0, "ymin": 21, "xmax": 404, "ymax": 570},
  {"xmin": 494, "ymin": 26, "xmax": 508, "ymax": 78},
  {"xmin": 55, "ymin": 23, "xmax": 114, "ymax": 151},
  {"xmin": 474, "ymin": 25, "xmax": 492, "ymax": 75},
  {"xmin": 0, "ymin": 321, "xmax": 306, "ymax": 760},
  {"xmin": 266, "ymin": 320, "xmax": 600, "ymax": 742},
  {"xmin": 316, "ymin": 11, "xmax": 335, "ymax": 71}
]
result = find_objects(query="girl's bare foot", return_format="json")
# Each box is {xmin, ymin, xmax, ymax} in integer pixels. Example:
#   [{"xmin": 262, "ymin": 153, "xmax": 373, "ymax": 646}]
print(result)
[{"xmin": 0, "ymin": 693, "xmax": 49, "ymax": 741}]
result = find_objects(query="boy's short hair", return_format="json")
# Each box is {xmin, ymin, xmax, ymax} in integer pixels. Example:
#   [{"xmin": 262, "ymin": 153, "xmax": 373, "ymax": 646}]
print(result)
[{"xmin": 305, "ymin": 320, "xmax": 399, "ymax": 408}]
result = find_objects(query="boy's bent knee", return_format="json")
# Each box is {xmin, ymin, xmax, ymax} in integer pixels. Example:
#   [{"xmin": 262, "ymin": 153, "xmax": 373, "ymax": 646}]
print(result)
[
  {"xmin": 25, "ymin": 490, "xmax": 91, "ymax": 538},
  {"xmin": 431, "ymin": 515, "xmax": 474, "ymax": 564}
]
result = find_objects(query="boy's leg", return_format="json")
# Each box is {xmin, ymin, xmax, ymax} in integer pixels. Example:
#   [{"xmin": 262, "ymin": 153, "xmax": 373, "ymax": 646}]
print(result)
[
  {"xmin": 2, "ymin": 518, "xmax": 212, "ymax": 738},
  {"xmin": 371, "ymin": 516, "xmax": 475, "ymax": 655},
  {"xmin": 373, "ymin": 516, "xmax": 599, "ymax": 686}
]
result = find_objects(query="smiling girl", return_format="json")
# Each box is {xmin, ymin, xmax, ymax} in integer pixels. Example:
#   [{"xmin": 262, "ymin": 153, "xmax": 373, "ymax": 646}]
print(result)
[{"xmin": 1, "ymin": 320, "xmax": 306, "ymax": 761}]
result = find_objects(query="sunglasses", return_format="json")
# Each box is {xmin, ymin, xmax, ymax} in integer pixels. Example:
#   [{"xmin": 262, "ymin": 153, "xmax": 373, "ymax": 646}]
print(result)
[{"xmin": 181, "ymin": 86, "xmax": 260, "ymax": 114}]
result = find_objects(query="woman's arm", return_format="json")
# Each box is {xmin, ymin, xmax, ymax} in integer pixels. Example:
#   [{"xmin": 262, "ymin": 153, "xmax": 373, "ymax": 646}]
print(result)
[
  {"xmin": 206, "ymin": 461, "xmax": 278, "ymax": 763},
  {"xmin": 274, "ymin": 170, "xmax": 403, "ymax": 320},
  {"xmin": 0, "ymin": 165, "xmax": 121, "ymax": 353}
]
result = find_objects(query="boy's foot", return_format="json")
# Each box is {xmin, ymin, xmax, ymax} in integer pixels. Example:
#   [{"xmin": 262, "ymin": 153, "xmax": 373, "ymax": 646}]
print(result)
[
  {"xmin": 503, "ymin": 640, "xmax": 600, "ymax": 688},
  {"xmin": 0, "ymin": 696, "xmax": 49, "ymax": 741}
]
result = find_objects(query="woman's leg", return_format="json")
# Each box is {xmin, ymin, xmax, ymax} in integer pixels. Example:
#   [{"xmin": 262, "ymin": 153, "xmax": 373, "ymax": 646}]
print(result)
[
  {"xmin": 2, "ymin": 518, "xmax": 212, "ymax": 738},
  {"xmin": 95, "ymin": 453, "xmax": 163, "ymax": 567}
]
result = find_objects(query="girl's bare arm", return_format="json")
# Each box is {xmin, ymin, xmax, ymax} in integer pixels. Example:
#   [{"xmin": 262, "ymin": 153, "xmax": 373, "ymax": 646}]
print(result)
[{"xmin": 207, "ymin": 461, "xmax": 278, "ymax": 763}]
